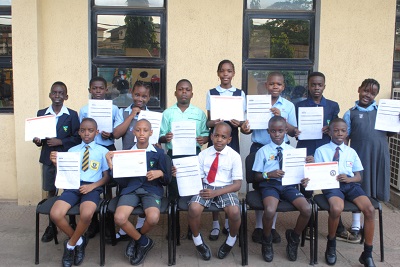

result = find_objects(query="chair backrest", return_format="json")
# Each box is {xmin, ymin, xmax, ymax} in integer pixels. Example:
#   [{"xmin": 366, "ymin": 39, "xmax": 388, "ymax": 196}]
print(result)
[
  {"xmin": 164, "ymin": 154, "xmax": 172, "ymax": 186},
  {"xmin": 245, "ymin": 152, "xmax": 257, "ymax": 185}
]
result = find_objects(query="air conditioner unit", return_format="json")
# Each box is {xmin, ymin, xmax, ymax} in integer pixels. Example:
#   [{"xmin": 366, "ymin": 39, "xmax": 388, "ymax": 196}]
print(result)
[{"xmin": 389, "ymin": 88, "xmax": 400, "ymax": 190}]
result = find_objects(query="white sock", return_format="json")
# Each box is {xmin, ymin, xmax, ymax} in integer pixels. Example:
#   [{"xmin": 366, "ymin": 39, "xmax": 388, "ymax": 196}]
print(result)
[
  {"xmin": 193, "ymin": 234, "xmax": 203, "ymax": 246},
  {"xmin": 224, "ymin": 218, "xmax": 229, "ymax": 229},
  {"xmin": 67, "ymin": 242, "xmax": 75, "ymax": 250},
  {"xmin": 76, "ymin": 236, "xmax": 83, "ymax": 246},
  {"xmin": 352, "ymin": 213, "xmax": 361, "ymax": 230},
  {"xmin": 255, "ymin": 210, "xmax": 263, "ymax": 229},
  {"xmin": 119, "ymin": 229, "xmax": 126, "ymax": 235},
  {"xmin": 211, "ymin": 220, "xmax": 220, "ymax": 235},
  {"xmin": 136, "ymin": 217, "xmax": 145, "ymax": 229},
  {"xmin": 226, "ymin": 234, "xmax": 237, "ymax": 246},
  {"xmin": 271, "ymin": 213, "xmax": 278, "ymax": 229}
]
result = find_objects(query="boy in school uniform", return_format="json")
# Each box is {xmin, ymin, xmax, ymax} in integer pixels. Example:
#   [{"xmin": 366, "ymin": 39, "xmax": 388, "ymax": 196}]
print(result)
[
  {"xmin": 304, "ymin": 118, "xmax": 376, "ymax": 267},
  {"xmin": 106, "ymin": 119, "xmax": 170, "ymax": 265},
  {"xmin": 49, "ymin": 118, "xmax": 110, "ymax": 267},
  {"xmin": 33, "ymin": 81, "xmax": 81, "ymax": 243},
  {"xmin": 186, "ymin": 122, "xmax": 242, "ymax": 260},
  {"xmin": 252, "ymin": 116, "xmax": 312, "ymax": 262},
  {"xmin": 79, "ymin": 76, "xmax": 122, "ymax": 238}
]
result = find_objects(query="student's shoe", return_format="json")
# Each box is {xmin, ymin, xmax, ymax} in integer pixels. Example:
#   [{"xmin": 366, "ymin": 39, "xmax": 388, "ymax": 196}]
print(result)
[
  {"xmin": 336, "ymin": 230, "xmax": 360, "ymax": 243},
  {"xmin": 41, "ymin": 225, "xmax": 57, "ymax": 243},
  {"xmin": 195, "ymin": 236, "xmax": 211, "ymax": 261},
  {"xmin": 251, "ymin": 228, "xmax": 263, "ymax": 243},
  {"xmin": 217, "ymin": 237, "xmax": 235, "ymax": 259},
  {"xmin": 85, "ymin": 217, "xmax": 99, "ymax": 239},
  {"xmin": 271, "ymin": 228, "xmax": 281, "ymax": 243},
  {"xmin": 261, "ymin": 234, "xmax": 273, "ymax": 262},
  {"xmin": 62, "ymin": 240, "xmax": 74, "ymax": 267},
  {"xmin": 208, "ymin": 228, "xmax": 220, "ymax": 241},
  {"xmin": 222, "ymin": 227, "xmax": 229, "ymax": 235},
  {"xmin": 325, "ymin": 241, "xmax": 337, "ymax": 265},
  {"xmin": 285, "ymin": 229, "xmax": 300, "ymax": 261},
  {"xmin": 74, "ymin": 236, "xmax": 88, "ymax": 266},
  {"xmin": 359, "ymin": 252, "xmax": 376, "ymax": 267},
  {"xmin": 125, "ymin": 239, "xmax": 136, "ymax": 258},
  {"xmin": 130, "ymin": 237, "xmax": 154, "ymax": 266}
]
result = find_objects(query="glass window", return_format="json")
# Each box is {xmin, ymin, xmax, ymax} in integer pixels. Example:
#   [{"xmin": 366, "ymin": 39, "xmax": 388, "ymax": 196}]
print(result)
[
  {"xmin": 0, "ymin": 4, "xmax": 11, "ymax": 112},
  {"xmin": 247, "ymin": 0, "xmax": 313, "ymax": 10},
  {"xmin": 94, "ymin": 0, "xmax": 163, "ymax": 7}
]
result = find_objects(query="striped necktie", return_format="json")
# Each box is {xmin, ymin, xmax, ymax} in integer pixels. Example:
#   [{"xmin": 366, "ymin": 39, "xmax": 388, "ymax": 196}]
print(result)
[
  {"xmin": 333, "ymin": 147, "xmax": 340, "ymax": 162},
  {"xmin": 276, "ymin": 146, "xmax": 283, "ymax": 170},
  {"xmin": 82, "ymin": 145, "xmax": 89, "ymax": 172}
]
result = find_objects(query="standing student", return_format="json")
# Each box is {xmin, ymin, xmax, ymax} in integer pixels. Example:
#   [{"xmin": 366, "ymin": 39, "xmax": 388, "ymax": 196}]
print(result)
[
  {"xmin": 241, "ymin": 71, "xmax": 297, "ymax": 244},
  {"xmin": 49, "ymin": 118, "xmax": 109, "ymax": 267},
  {"xmin": 205, "ymin": 59, "xmax": 246, "ymax": 241},
  {"xmin": 79, "ymin": 76, "xmax": 122, "ymax": 238},
  {"xmin": 33, "ymin": 81, "xmax": 80, "ymax": 243},
  {"xmin": 343, "ymin": 78, "xmax": 393, "ymax": 238},
  {"xmin": 106, "ymin": 119, "xmax": 170, "ymax": 265},
  {"xmin": 304, "ymin": 118, "xmax": 376, "ymax": 267}
]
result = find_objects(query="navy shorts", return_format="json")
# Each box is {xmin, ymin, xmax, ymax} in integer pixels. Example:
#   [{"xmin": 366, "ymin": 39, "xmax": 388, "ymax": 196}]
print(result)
[
  {"xmin": 323, "ymin": 182, "xmax": 366, "ymax": 202},
  {"xmin": 260, "ymin": 179, "xmax": 304, "ymax": 203},
  {"xmin": 58, "ymin": 182, "xmax": 103, "ymax": 207},
  {"xmin": 42, "ymin": 164, "xmax": 56, "ymax": 191},
  {"xmin": 117, "ymin": 188, "xmax": 161, "ymax": 210}
]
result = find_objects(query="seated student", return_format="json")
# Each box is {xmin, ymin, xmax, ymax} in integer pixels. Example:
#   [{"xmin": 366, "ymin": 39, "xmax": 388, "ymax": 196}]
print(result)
[
  {"xmin": 252, "ymin": 116, "xmax": 312, "ymax": 262},
  {"xmin": 303, "ymin": 118, "xmax": 376, "ymax": 267},
  {"xmin": 49, "ymin": 118, "xmax": 110, "ymax": 267},
  {"xmin": 185, "ymin": 122, "xmax": 242, "ymax": 260},
  {"xmin": 105, "ymin": 119, "xmax": 170, "ymax": 266}
]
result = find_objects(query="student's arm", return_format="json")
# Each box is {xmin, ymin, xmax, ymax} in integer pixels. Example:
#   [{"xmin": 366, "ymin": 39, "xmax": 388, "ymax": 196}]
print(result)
[
  {"xmin": 79, "ymin": 170, "xmax": 110, "ymax": 194},
  {"xmin": 240, "ymin": 120, "xmax": 253, "ymax": 134},
  {"xmin": 50, "ymin": 151, "xmax": 57, "ymax": 166},
  {"xmin": 286, "ymin": 103, "xmax": 298, "ymax": 137},
  {"xmin": 147, "ymin": 151, "xmax": 170, "ymax": 185},
  {"xmin": 113, "ymin": 107, "xmax": 141, "ymax": 139},
  {"xmin": 206, "ymin": 110, "xmax": 223, "ymax": 128},
  {"xmin": 199, "ymin": 179, "xmax": 241, "ymax": 199},
  {"xmin": 337, "ymin": 171, "xmax": 361, "ymax": 184},
  {"xmin": 33, "ymin": 137, "xmax": 43, "ymax": 147},
  {"xmin": 196, "ymin": 110, "xmax": 210, "ymax": 145}
]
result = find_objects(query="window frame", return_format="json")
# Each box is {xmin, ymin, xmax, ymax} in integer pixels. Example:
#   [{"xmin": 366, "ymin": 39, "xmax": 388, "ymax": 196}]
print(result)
[
  {"xmin": 393, "ymin": 9, "xmax": 400, "ymax": 86},
  {"xmin": 0, "ymin": 5, "xmax": 12, "ymax": 113}
]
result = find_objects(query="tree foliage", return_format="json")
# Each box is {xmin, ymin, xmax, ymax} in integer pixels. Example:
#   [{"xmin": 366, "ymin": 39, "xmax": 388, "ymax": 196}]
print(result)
[{"xmin": 123, "ymin": 16, "xmax": 159, "ymax": 50}]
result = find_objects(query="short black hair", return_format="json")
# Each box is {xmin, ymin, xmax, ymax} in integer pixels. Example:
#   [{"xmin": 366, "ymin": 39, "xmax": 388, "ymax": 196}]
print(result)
[
  {"xmin": 267, "ymin": 71, "xmax": 284, "ymax": 83},
  {"xmin": 176, "ymin": 79, "xmax": 192, "ymax": 89},
  {"xmin": 51, "ymin": 81, "xmax": 67, "ymax": 94},
  {"xmin": 132, "ymin": 80, "xmax": 152, "ymax": 94},
  {"xmin": 81, "ymin": 117, "xmax": 98, "ymax": 129},
  {"xmin": 308, "ymin": 72, "xmax": 325, "ymax": 83},
  {"xmin": 359, "ymin": 78, "xmax": 380, "ymax": 93},
  {"xmin": 136, "ymin": 118, "xmax": 152, "ymax": 129},
  {"xmin": 89, "ymin": 76, "xmax": 107, "ymax": 88},
  {"xmin": 214, "ymin": 122, "xmax": 232, "ymax": 136},
  {"xmin": 329, "ymin": 118, "xmax": 347, "ymax": 129},
  {"xmin": 268, "ymin": 115, "xmax": 286, "ymax": 128},
  {"xmin": 217, "ymin": 59, "xmax": 235, "ymax": 72}
]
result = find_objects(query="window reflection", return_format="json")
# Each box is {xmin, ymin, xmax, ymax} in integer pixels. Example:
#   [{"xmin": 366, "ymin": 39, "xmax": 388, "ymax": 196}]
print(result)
[{"xmin": 247, "ymin": 0, "xmax": 313, "ymax": 11}]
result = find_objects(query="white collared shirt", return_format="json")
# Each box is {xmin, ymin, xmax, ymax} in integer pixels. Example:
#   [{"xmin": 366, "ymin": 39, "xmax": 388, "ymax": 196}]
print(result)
[{"xmin": 45, "ymin": 105, "xmax": 70, "ymax": 124}]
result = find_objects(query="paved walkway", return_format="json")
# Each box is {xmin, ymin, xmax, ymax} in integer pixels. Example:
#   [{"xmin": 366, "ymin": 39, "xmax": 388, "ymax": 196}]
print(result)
[{"xmin": 1, "ymin": 200, "xmax": 400, "ymax": 267}]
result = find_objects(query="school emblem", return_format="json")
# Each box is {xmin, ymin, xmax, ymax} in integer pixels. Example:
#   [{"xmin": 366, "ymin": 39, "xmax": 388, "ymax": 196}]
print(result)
[
  {"xmin": 150, "ymin": 160, "xmax": 155, "ymax": 167},
  {"xmin": 63, "ymin": 126, "xmax": 68, "ymax": 132},
  {"xmin": 346, "ymin": 161, "xmax": 353, "ymax": 168},
  {"xmin": 330, "ymin": 170, "xmax": 336, "ymax": 176},
  {"xmin": 155, "ymin": 199, "xmax": 160, "ymax": 205},
  {"xmin": 90, "ymin": 160, "xmax": 99, "ymax": 171},
  {"xmin": 359, "ymin": 114, "xmax": 363, "ymax": 119},
  {"xmin": 269, "ymin": 154, "xmax": 275, "ymax": 160}
]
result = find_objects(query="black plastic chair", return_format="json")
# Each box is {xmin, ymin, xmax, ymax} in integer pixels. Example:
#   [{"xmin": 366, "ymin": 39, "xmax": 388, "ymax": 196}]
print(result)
[
  {"xmin": 312, "ymin": 194, "xmax": 384, "ymax": 264},
  {"xmin": 99, "ymin": 154, "xmax": 173, "ymax": 266},
  {"xmin": 35, "ymin": 196, "xmax": 106, "ymax": 265},
  {"xmin": 172, "ymin": 196, "xmax": 245, "ymax": 265},
  {"xmin": 242, "ymin": 152, "xmax": 314, "ymax": 266}
]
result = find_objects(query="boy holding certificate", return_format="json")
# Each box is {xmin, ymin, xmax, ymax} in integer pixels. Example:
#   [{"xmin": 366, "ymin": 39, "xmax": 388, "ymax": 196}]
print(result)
[
  {"xmin": 49, "ymin": 118, "xmax": 110, "ymax": 267},
  {"xmin": 33, "ymin": 81, "xmax": 81, "ymax": 243},
  {"xmin": 252, "ymin": 116, "xmax": 311, "ymax": 263},
  {"xmin": 304, "ymin": 118, "xmax": 376, "ymax": 267},
  {"xmin": 105, "ymin": 119, "xmax": 170, "ymax": 265}
]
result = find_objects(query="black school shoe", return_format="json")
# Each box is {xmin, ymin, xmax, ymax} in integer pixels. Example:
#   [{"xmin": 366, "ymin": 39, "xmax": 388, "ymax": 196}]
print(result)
[
  {"xmin": 325, "ymin": 241, "xmax": 337, "ymax": 265},
  {"xmin": 217, "ymin": 237, "xmax": 235, "ymax": 259},
  {"xmin": 41, "ymin": 225, "xmax": 57, "ymax": 243},
  {"xmin": 359, "ymin": 252, "xmax": 376, "ymax": 267},
  {"xmin": 125, "ymin": 238, "xmax": 136, "ymax": 258},
  {"xmin": 195, "ymin": 235, "xmax": 211, "ymax": 261},
  {"xmin": 74, "ymin": 236, "xmax": 88, "ymax": 266},
  {"xmin": 285, "ymin": 229, "xmax": 300, "ymax": 261},
  {"xmin": 62, "ymin": 240, "xmax": 74, "ymax": 267},
  {"xmin": 130, "ymin": 237, "xmax": 154, "ymax": 266},
  {"xmin": 261, "ymin": 234, "xmax": 273, "ymax": 262}
]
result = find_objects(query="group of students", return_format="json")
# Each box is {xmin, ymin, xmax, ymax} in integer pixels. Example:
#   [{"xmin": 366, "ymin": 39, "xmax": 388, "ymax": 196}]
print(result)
[{"xmin": 33, "ymin": 59, "xmax": 390, "ymax": 267}]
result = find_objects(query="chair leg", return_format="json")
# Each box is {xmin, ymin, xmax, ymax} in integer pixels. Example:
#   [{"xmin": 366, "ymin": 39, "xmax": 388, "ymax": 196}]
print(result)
[
  {"xmin": 243, "ymin": 202, "xmax": 248, "ymax": 266},
  {"xmin": 172, "ymin": 203, "xmax": 177, "ymax": 265},
  {"xmin": 99, "ymin": 200, "xmax": 107, "ymax": 266},
  {"xmin": 378, "ymin": 204, "xmax": 384, "ymax": 262},
  {"xmin": 314, "ymin": 205, "xmax": 318, "ymax": 264},
  {"xmin": 35, "ymin": 212, "xmax": 40, "ymax": 265},
  {"xmin": 309, "ymin": 203, "xmax": 314, "ymax": 266},
  {"xmin": 168, "ymin": 204, "xmax": 172, "ymax": 266}
]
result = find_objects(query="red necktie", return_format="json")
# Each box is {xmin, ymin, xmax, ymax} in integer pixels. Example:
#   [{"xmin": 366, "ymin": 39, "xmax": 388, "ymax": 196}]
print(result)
[
  {"xmin": 333, "ymin": 147, "xmax": 340, "ymax": 162},
  {"xmin": 207, "ymin": 152, "xmax": 220, "ymax": 184}
]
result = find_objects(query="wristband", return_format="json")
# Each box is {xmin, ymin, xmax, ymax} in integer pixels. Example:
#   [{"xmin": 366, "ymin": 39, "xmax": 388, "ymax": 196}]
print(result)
[{"xmin": 262, "ymin": 171, "xmax": 269, "ymax": 180}]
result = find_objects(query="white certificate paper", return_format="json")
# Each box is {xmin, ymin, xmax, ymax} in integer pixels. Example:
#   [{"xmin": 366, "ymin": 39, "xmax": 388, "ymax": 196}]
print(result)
[
  {"xmin": 246, "ymin": 95, "xmax": 271, "ymax": 129},
  {"xmin": 88, "ymin": 100, "xmax": 113, "ymax": 133},
  {"xmin": 298, "ymin": 107, "xmax": 324, "ymax": 140},
  {"xmin": 55, "ymin": 152, "xmax": 81, "ymax": 189},
  {"xmin": 282, "ymin": 148, "xmax": 307, "ymax": 185},
  {"xmin": 210, "ymin": 96, "xmax": 244, "ymax": 121},
  {"xmin": 172, "ymin": 156, "xmax": 203, "ymax": 196},
  {"xmin": 304, "ymin": 162, "xmax": 339, "ymax": 191},
  {"xmin": 137, "ymin": 110, "xmax": 163, "ymax": 144},
  {"xmin": 25, "ymin": 115, "xmax": 57, "ymax": 141},
  {"xmin": 171, "ymin": 121, "xmax": 197, "ymax": 156},
  {"xmin": 375, "ymin": 99, "xmax": 400, "ymax": 132},
  {"xmin": 112, "ymin": 150, "xmax": 147, "ymax": 178}
]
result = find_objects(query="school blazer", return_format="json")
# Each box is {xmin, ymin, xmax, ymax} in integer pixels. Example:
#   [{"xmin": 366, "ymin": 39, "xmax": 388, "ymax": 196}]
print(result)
[{"xmin": 37, "ymin": 108, "xmax": 81, "ymax": 165}]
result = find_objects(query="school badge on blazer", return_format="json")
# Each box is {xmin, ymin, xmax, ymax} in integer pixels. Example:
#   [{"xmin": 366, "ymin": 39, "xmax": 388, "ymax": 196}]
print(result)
[
  {"xmin": 150, "ymin": 160, "xmax": 155, "ymax": 167},
  {"xmin": 63, "ymin": 126, "xmax": 69, "ymax": 132},
  {"xmin": 90, "ymin": 160, "xmax": 100, "ymax": 171}
]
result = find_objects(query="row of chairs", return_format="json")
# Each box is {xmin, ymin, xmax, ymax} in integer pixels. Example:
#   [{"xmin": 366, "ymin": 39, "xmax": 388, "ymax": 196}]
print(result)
[{"xmin": 35, "ymin": 153, "xmax": 384, "ymax": 266}]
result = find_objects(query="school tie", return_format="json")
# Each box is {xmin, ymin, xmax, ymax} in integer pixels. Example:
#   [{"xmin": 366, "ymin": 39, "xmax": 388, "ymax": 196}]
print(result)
[
  {"xmin": 276, "ymin": 146, "xmax": 283, "ymax": 170},
  {"xmin": 82, "ymin": 145, "xmax": 89, "ymax": 172},
  {"xmin": 207, "ymin": 152, "xmax": 220, "ymax": 184},
  {"xmin": 332, "ymin": 146, "xmax": 340, "ymax": 162}
]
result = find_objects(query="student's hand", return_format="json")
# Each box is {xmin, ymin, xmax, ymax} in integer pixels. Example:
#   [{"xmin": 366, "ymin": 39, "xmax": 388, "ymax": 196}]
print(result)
[
  {"xmin": 128, "ymin": 107, "xmax": 142, "ymax": 120},
  {"xmin": 241, "ymin": 120, "xmax": 251, "ymax": 134},
  {"xmin": 147, "ymin": 170, "xmax": 163, "ymax": 181},
  {"xmin": 33, "ymin": 137, "xmax": 42, "ymax": 146},
  {"xmin": 105, "ymin": 151, "xmax": 114, "ymax": 170},
  {"xmin": 336, "ymin": 174, "xmax": 351, "ymax": 183},
  {"xmin": 268, "ymin": 169, "xmax": 285, "ymax": 179},
  {"xmin": 165, "ymin": 132, "xmax": 173, "ymax": 143},
  {"xmin": 101, "ymin": 131, "xmax": 111, "ymax": 140},
  {"xmin": 153, "ymin": 143, "xmax": 162, "ymax": 149},
  {"xmin": 46, "ymin": 138, "xmax": 62, "ymax": 147},
  {"xmin": 270, "ymin": 107, "xmax": 281, "ymax": 117},
  {"xmin": 294, "ymin": 128, "xmax": 301, "ymax": 138},
  {"xmin": 196, "ymin": 136, "xmax": 208, "ymax": 146},
  {"xmin": 305, "ymin": 156, "xmax": 314, "ymax": 163},
  {"xmin": 172, "ymin": 166, "xmax": 177, "ymax": 177},
  {"xmin": 79, "ymin": 184, "xmax": 95, "ymax": 195},
  {"xmin": 322, "ymin": 125, "xmax": 330, "ymax": 135},
  {"xmin": 209, "ymin": 118, "xmax": 223, "ymax": 128},
  {"xmin": 300, "ymin": 178, "xmax": 310, "ymax": 188},
  {"xmin": 199, "ymin": 188, "xmax": 216, "ymax": 199},
  {"xmin": 50, "ymin": 151, "xmax": 58, "ymax": 166},
  {"xmin": 230, "ymin": 119, "xmax": 241, "ymax": 128}
]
